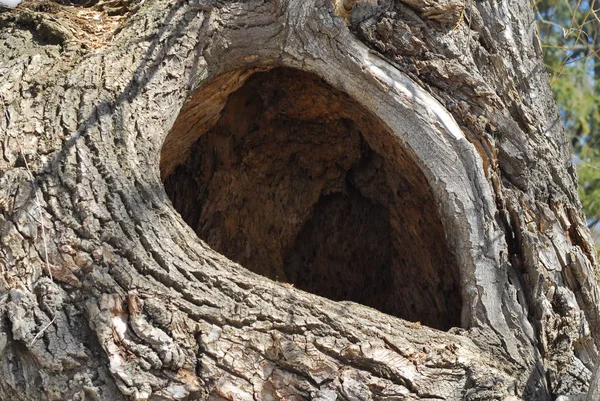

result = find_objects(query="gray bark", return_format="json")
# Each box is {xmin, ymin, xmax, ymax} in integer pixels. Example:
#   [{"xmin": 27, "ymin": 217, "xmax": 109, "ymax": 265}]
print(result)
[{"xmin": 0, "ymin": 0, "xmax": 599, "ymax": 400}]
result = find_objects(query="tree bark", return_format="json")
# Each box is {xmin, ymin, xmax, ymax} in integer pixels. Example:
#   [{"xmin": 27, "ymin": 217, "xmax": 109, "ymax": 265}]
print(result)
[{"xmin": 0, "ymin": 0, "xmax": 599, "ymax": 400}]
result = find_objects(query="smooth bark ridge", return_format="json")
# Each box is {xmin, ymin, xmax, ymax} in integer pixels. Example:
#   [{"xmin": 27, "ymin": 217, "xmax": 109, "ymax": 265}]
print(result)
[{"xmin": 0, "ymin": 0, "xmax": 599, "ymax": 400}]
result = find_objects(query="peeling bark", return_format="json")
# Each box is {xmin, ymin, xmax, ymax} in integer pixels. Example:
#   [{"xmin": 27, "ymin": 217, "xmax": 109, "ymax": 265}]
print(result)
[{"xmin": 0, "ymin": 0, "xmax": 599, "ymax": 400}]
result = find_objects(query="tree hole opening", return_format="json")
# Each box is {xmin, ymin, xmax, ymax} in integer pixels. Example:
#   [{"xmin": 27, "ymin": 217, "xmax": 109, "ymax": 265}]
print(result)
[{"xmin": 161, "ymin": 68, "xmax": 462, "ymax": 331}]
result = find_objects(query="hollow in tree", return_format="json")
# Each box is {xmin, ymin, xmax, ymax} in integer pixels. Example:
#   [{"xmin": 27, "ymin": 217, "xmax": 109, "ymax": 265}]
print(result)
[{"xmin": 1, "ymin": 0, "xmax": 599, "ymax": 400}]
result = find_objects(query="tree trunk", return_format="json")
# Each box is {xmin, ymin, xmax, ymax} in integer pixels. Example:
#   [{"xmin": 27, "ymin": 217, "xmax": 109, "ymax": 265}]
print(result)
[{"xmin": 1, "ymin": 0, "xmax": 599, "ymax": 400}]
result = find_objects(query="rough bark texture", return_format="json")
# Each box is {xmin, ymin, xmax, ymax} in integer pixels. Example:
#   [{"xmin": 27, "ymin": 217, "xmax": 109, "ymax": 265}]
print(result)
[{"xmin": 0, "ymin": 0, "xmax": 599, "ymax": 400}]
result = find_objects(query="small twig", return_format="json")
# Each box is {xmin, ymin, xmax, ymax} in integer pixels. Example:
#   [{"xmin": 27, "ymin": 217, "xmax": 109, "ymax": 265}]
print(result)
[
  {"xmin": 574, "ymin": 154, "xmax": 600, "ymax": 170},
  {"xmin": 0, "ymin": 93, "xmax": 53, "ymax": 282},
  {"xmin": 441, "ymin": 0, "xmax": 467, "ymax": 40},
  {"xmin": 15, "ymin": 142, "xmax": 53, "ymax": 281},
  {"xmin": 29, "ymin": 315, "xmax": 57, "ymax": 346}
]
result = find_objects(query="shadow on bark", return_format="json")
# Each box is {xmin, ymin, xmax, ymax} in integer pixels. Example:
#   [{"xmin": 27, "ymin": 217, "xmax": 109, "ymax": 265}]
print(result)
[{"xmin": 43, "ymin": 0, "xmax": 209, "ymax": 175}]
